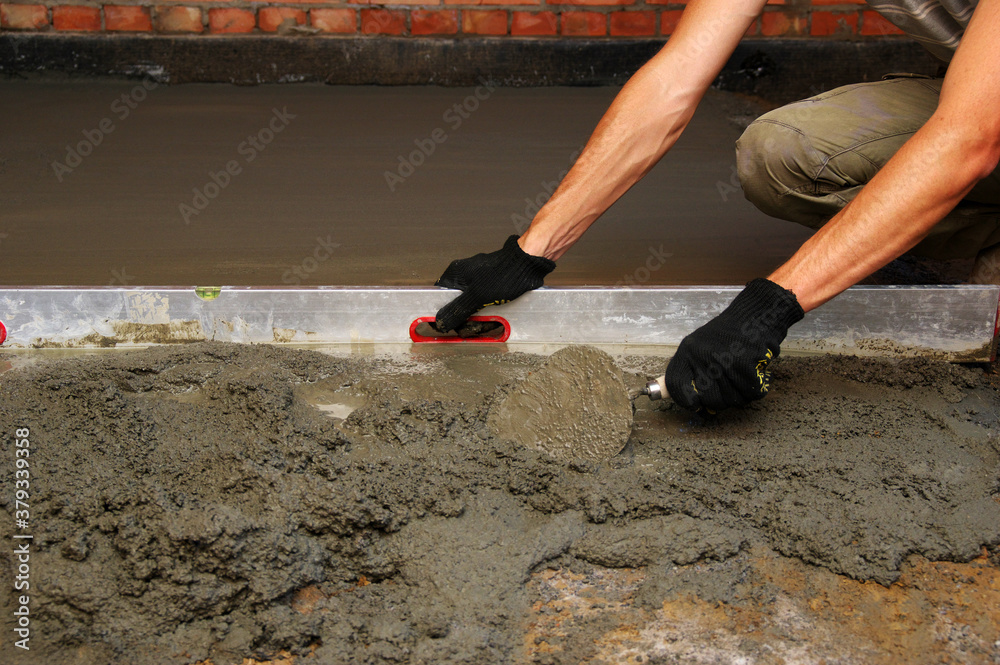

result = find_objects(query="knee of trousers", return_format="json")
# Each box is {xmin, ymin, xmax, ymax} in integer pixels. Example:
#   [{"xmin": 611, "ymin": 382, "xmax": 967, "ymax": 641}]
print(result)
[{"xmin": 735, "ymin": 117, "xmax": 825, "ymax": 222}]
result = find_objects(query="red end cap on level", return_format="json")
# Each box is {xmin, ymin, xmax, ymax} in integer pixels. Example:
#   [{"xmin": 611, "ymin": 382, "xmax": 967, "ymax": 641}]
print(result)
[
  {"xmin": 409, "ymin": 315, "xmax": 510, "ymax": 343},
  {"xmin": 0, "ymin": 320, "xmax": 6, "ymax": 345}
]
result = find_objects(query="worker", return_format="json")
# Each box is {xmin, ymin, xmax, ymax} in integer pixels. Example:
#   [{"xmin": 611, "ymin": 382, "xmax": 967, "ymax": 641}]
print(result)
[{"xmin": 434, "ymin": 0, "xmax": 1000, "ymax": 413}]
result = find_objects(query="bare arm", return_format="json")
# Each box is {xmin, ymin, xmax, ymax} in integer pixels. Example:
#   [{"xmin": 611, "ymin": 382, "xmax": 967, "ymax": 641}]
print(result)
[
  {"xmin": 768, "ymin": 0, "xmax": 1000, "ymax": 311},
  {"xmin": 519, "ymin": 0, "xmax": 766, "ymax": 260}
]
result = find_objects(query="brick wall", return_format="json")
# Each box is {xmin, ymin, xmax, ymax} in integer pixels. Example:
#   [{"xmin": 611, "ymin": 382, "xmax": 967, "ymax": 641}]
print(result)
[{"xmin": 0, "ymin": 0, "xmax": 905, "ymax": 38}]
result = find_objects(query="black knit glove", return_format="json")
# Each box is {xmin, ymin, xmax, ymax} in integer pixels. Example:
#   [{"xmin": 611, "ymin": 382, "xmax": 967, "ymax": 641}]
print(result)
[
  {"xmin": 435, "ymin": 235, "xmax": 556, "ymax": 332},
  {"xmin": 665, "ymin": 278, "xmax": 804, "ymax": 413}
]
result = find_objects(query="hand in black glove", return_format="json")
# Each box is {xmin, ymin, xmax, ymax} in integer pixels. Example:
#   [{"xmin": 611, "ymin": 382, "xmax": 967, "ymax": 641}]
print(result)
[
  {"xmin": 665, "ymin": 278, "xmax": 804, "ymax": 413},
  {"xmin": 435, "ymin": 235, "xmax": 556, "ymax": 332}
]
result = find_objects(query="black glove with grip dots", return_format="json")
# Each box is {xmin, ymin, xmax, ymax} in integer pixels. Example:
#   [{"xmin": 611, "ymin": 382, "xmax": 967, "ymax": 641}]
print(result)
[
  {"xmin": 665, "ymin": 278, "xmax": 804, "ymax": 413},
  {"xmin": 435, "ymin": 235, "xmax": 556, "ymax": 333}
]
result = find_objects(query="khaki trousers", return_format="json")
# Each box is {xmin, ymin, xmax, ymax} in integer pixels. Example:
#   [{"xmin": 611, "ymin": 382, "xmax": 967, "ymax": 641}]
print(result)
[{"xmin": 736, "ymin": 76, "xmax": 1000, "ymax": 259}]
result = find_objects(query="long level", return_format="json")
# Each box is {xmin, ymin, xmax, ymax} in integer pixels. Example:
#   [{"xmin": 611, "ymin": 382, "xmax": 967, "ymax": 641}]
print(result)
[{"xmin": 0, "ymin": 286, "xmax": 997, "ymax": 361}]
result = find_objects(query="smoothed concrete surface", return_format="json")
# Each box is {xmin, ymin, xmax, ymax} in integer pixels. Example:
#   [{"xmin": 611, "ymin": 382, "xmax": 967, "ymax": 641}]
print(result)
[{"xmin": 0, "ymin": 80, "xmax": 812, "ymax": 287}]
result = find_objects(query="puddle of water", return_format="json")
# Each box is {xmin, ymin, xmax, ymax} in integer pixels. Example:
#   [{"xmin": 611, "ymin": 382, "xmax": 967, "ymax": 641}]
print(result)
[
  {"xmin": 296, "ymin": 379, "xmax": 369, "ymax": 421},
  {"xmin": 168, "ymin": 387, "xmax": 208, "ymax": 404},
  {"xmin": 314, "ymin": 403, "xmax": 358, "ymax": 420}
]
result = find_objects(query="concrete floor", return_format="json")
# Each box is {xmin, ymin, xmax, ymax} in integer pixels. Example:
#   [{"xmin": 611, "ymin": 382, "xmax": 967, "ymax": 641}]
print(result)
[{"xmin": 0, "ymin": 79, "xmax": 811, "ymax": 287}]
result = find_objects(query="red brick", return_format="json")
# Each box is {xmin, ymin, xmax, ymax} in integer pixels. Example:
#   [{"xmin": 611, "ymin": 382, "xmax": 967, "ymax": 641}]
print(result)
[
  {"xmin": 761, "ymin": 10, "xmax": 806, "ymax": 36},
  {"xmin": 209, "ymin": 7, "xmax": 254, "ymax": 33},
  {"xmin": 462, "ymin": 9, "xmax": 506, "ymax": 35},
  {"xmin": 447, "ymin": 0, "xmax": 536, "ymax": 4},
  {"xmin": 311, "ymin": 8, "xmax": 355, "ymax": 33},
  {"xmin": 154, "ymin": 6, "xmax": 202, "ymax": 33},
  {"xmin": 659, "ymin": 9, "xmax": 682, "ymax": 34},
  {"xmin": 52, "ymin": 5, "xmax": 101, "ymax": 31},
  {"xmin": 357, "ymin": 0, "xmax": 436, "ymax": 4},
  {"xmin": 861, "ymin": 10, "xmax": 904, "ymax": 35},
  {"xmin": 810, "ymin": 10, "xmax": 857, "ymax": 36},
  {"xmin": 610, "ymin": 10, "xmax": 653, "ymax": 36},
  {"xmin": 360, "ymin": 8, "xmax": 404, "ymax": 34},
  {"xmin": 550, "ymin": 0, "xmax": 633, "ymax": 5},
  {"xmin": 561, "ymin": 10, "xmax": 604, "ymax": 36},
  {"xmin": 258, "ymin": 6, "xmax": 306, "ymax": 32},
  {"xmin": 511, "ymin": 10, "xmax": 556, "ymax": 35},
  {"xmin": 1, "ymin": 4, "xmax": 48, "ymax": 29},
  {"xmin": 411, "ymin": 9, "xmax": 457, "ymax": 34},
  {"xmin": 105, "ymin": 6, "xmax": 152, "ymax": 31}
]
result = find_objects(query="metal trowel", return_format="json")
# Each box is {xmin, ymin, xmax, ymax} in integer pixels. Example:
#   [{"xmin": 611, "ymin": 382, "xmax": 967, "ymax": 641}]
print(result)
[{"xmin": 630, "ymin": 374, "xmax": 667, "ymax": 403}]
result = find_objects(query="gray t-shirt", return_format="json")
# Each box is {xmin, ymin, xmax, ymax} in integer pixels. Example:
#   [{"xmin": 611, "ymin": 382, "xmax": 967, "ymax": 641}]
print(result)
[{"xmin": 866, "ymin": 0, "xmax": 978, "ymax": 61}]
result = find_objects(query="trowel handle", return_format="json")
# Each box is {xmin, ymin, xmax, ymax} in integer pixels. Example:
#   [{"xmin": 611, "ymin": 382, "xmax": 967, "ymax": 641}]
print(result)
[{"xmin": 644, "ymin": 375, "xmax": 667, "ymax": 401}]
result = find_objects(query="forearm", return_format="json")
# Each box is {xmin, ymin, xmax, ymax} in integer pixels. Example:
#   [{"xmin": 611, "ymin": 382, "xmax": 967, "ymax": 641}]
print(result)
[
  {"xmin": 519, "ymin": 0, "xmax": 764, "ymax": 260},
  {"xmin": 770, "ymin": 0, "xmax": 1000, "ymax": 312},
  {"xmin": 769, "ymin": 118, "xmax": 997, "ymax": 311},
  {"xmin": 519, "ymin": 71, "xmax": 695, "ymax": 260}
]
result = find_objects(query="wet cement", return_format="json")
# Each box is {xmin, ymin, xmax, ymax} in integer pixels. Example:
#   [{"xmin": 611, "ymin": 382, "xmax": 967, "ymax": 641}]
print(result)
[
  {"xmin": 0, "ymin": 80, "xmax": 812, "ymax": 287},
  {"xmin": 1, "ymin": 342, "xmax": 998, "ymax": 664},
  {"xmin": 488, "ymin": 345, "xmax": 632, "ymax": 463}
]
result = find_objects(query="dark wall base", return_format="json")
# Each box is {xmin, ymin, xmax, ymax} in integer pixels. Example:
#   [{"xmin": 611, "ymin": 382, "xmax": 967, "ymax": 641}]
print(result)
[{"xmin": 1, "ymin": 34, "xmax": 942, "ymax": 100}]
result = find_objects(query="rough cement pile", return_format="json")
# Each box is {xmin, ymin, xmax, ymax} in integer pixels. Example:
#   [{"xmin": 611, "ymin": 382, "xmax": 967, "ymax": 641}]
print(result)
[{"xmin": 1, "ymin": 342, "xmax": 998, "ymax": 665}]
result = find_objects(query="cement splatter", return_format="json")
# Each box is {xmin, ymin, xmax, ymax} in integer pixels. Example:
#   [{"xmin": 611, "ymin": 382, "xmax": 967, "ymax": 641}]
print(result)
[
  {"xmin": 0, "ymin": 342, "xmax": 997, "ymax": 665},
  {"xmin": 29, "ymin": 321, "xmax": 206, "ymax": 349}
]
